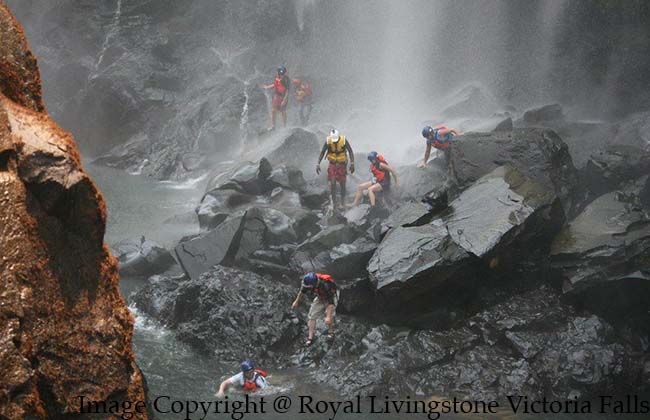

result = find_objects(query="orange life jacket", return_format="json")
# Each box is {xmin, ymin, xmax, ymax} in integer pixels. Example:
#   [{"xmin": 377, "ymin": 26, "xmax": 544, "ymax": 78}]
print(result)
[
  {"xmin": 314, "ymin": 273, "xmax": 337, "ymax": 302},
  {"xmin": 370, "ymin": 155, "xmax": 390, "ymax": 183},
  {"xmin": 242, "ymin": 369, "xmax": 268, "ymax": 391},
  {"xmin": 274, "ymin": 76, "xmax": 288, "ymax": 95}
]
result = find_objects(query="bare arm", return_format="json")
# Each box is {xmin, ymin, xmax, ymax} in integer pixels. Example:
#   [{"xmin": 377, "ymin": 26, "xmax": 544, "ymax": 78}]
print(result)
[
  {"xmin": 292, "ymin": 291, "xmax": 304, "ymax": 309},
  {"xmin": 421, "ymin": 143, "xmax": 432, "ymax": 167},
  {"xmin": 344, "ymin": 141, "xmax": 355, "ymax": 163},
  {"xmin": 381, "ymin": 163, "xmax": 398, "ymax": 185},
  {"xmin": 216, "ymin": 379, "xmax": 233, "ymax": 397},
  {"xmin": 317, "ymin": 143, "xmax": 328, "ymax": 164}
]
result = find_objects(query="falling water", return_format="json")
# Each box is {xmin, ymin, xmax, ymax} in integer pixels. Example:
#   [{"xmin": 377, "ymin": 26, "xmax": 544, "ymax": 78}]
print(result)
[
  {"xmin": 92, "ymin": 0, "xmax": 122, "ymax": 77},
  {"xmin": 294, "ymin": 0, "xmax": 317, "ymax": 31}
]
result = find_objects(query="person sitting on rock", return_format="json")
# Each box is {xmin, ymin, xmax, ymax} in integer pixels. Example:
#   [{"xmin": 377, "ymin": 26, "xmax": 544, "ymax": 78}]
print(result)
[
  {"xmin": 292, "ymin": 272, "xmax": 340, "ymax": 346},
  {"xmin": 216, "ymin": 360, "xmax": 268, "ymax": 397},
  {"xmin": 292, "ymin": 77, "xmax": 313, "ymax": 125},
  {"xmin": 419, "ymin": 125, "xmax": 462, "ymax": 170},
  {"xmin": 316, "ymin": 129, "xmax": 355, "ymax": 210},
  {"xmin": 353, "ymin": 151, "xmax": 398, "ymax": 207},
  {"xmin": 262, "ymin": 65, "xmax": 290, "ymax": 130}
]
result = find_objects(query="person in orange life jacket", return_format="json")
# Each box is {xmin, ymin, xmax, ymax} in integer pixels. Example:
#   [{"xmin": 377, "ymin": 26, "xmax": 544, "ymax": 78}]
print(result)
[
  {"xmin": 419, "ymin": 125, "xmax": 462, "ymax": 169},
  {"xmin": 262, "ymin": 65, "xmax": 290, "ymax": 130},
  {"xmin": 353, "ymin": 151, "xmax": 399, "ymax": 207},
  {"xmin": 215, "ymin": 360, "xmax": 268, "ymax": 397},
  {"xmin": 316, "ymin": 129, "xmax": 355, "ymax": 210},
  {"xmin": 292, "ymin": 272, "xmax": 340, "ymax": 346},
  {"xmin": 292, "ymin": 78, "xmax": 313, "ymax": 125}
]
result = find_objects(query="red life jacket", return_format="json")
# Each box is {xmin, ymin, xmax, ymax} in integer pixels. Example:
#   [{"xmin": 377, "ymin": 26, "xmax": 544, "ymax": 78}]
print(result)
[
  {"xmin": 314, "ymin": 273, "xmax": 336, "ymax": 302},
  {"xmin": 370, "ymin": 155, "xmax": 390, "ymax": 183},
  {"xmin": 274, "ymin": 76, "xmax": 288, "ymax": 95},
  {"xmin": 242, "ymin": 369, "xmax": 268, "ymax": 391}
]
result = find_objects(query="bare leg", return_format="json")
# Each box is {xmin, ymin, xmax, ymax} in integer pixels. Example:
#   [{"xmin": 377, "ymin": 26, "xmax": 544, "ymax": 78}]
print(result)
[
  {"xmin": 368, "ymin": 183, "xmax": 383, "ymax": 206},
  {"xmin": 308, "ymin": 319, "xmax": 316, "ymax": 340},
  {"xmin": 330, "ymin": 179, "xmax": 337, "ymax": 208},
  {"xmin": 270, "ymin": 107, "xmax": 277, "ymax": 129},
  {"xmin": 353, "ymin": 182, "xmax": 372, "ymax": 206},
  {"xmin": 281, "ymin": 110, "xmax": 287, "ymax": 127},
  {"xmin": 339, "ymin": 179, "xmax": 347, "ymax": 208}
]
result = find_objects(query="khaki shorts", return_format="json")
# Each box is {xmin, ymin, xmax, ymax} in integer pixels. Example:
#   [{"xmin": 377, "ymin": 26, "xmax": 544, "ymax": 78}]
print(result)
[{"xmin": 307, "ymin": 291, "xmax": 340, "ymax": 321}]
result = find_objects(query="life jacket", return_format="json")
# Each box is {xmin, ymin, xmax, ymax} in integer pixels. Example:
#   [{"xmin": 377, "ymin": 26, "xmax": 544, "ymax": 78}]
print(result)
[
  {"xmin": 326, "ymin": 136, "xmax": 348, "ymax": 163},
  {"xmin": 370, "ymin": 155, "xmax": 390, "ymax": 183},
  {"xmin": 430, "ymin": 126, "xmax": 453, "ymax": 151},
  {"xmin": 274, "ymin": 76, "xmax": 288, "ymax": 95},
  {"xmin": 242, "ymin": 369, "xmax": 268, "ymax": 391},
  {"xmin": 314, "ymin": 273, "xmax": 337, "ymax": 302}
]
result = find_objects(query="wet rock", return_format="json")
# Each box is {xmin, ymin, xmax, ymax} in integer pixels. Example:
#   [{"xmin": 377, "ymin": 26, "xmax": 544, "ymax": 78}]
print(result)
[
  {"xmin": 268, "ymin": 165, "xmax": 307, "ymax": 191},
  {"xmin": 396, "ymin": 164, "xmax": 449, "ymax": 201},
  {"xmin": 300, "ymin": 182, "xmax": 330, "ymax": 209},
  {"xmin": 337, "ymin": 277, "xmax": 375, "ymax": 315},
  {"xmin": 0, "ymin": 6, "xmax": 148, "ymax": 416},
  {"xmin": 582, "ymin": 145, "xmax": 650, "ymax": 198},
  {"xmin": 175, "ymin": 215, "xmax": 245, "ymax": 279},
  {"xmin": 611, "ymin": 111, "xmax": 650, "ymax": 150},
  {"xmin": 290, "ymin": 224, "xmax": 366, "ymax": 275},
  {"xmin": 369, "ymin": 166, "xmax": 565, "ymax": 323},
  {"xmin": 113, "ymin": 237, "xmax": 176, "ymax": 277},
  {"xmin": 265, "ymin": 128, "xmax": 321, "ymax": 177},
  {"xmin": 343, "ymin": 204, "xmax": 373, "ymax": 230},
  {"xmin": 450, "ymin": 128, "xmax": 580, "ymax": 216},
  {"xmin": 523, "ymin": 103, "xmax": 565, "ymax": 125},
  {"xmin": 132, "ymin": 266, "xmax": 303, "ymax": 363},
  {"xmin": 197, "ymin": 188, "xmax": 256, "ymax": 229},
  {"xmin": 551, "ymin": 177, "xmax": 650, "ymax": 328},
  {"xmin": 381, "ymin": 201, "xmax": 434, "ymax": 235},
  {"xmin": 493, "ymin": 117, "xmax": 513, "ymax": 132}
]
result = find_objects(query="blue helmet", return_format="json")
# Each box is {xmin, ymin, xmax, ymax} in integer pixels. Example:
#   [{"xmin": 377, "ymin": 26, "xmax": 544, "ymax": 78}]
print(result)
[
  {"xmin": 367, "ymin": 151, "xmax": 378, "ymax": 162},
  {"xmin": 241, "ymin": 360, "xmax": 254, "ymax": 372},
  {"xmin": 422, "ymin": 126, "xmax": 434, "ymax": 138},
  {"xmin": 277, "ymin": 65, "xmax": 287, "ymax": 75},
  {"xmin": 303, "ymin": 272, "xmax": 318, "ymax": 286}
]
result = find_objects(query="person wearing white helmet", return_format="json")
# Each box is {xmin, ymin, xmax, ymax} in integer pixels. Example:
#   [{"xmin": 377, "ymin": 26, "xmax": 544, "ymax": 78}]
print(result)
[{"xmin": 316, "ymin": 129, "xmax": 355, "ymax": 210}]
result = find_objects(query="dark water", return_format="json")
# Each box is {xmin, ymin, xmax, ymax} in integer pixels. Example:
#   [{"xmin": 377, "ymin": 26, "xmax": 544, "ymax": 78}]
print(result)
[{"xmin": 86, "ymin": 162, "xmax": 648, "ymax": 420}]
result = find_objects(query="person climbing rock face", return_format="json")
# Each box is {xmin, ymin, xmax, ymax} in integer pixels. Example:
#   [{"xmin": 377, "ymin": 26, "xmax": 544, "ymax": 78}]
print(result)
[
  {"xmin": 262, "ymin": 65, "xmax": 290, "ymax": 130},
  {"xmin": 420, "ymin": 125, "xmax": 462, "ymax": 172},
  {"xmin": 353, "ymin": 151, "xmax": 398, "ymax": 207},
  {"xmin": 291, "ymin": 272, "xmax": 340, "ymax": 346},
  {"xmin": 316, "ymin": 129, "xmax": 355, "ymax": 211},
  {"xmin": 215, "ymin": 360, "xmax": 268, "ymax": 397}
]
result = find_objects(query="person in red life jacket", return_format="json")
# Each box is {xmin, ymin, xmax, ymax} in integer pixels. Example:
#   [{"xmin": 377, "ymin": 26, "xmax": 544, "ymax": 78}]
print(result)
[
  {"xmin": 316, "ymin": 129, "xmax": 355, "ymax": 210},
  {"xmin": 419, "ymin": 125, "xmax": 462, "ymax": 169},
  {"xmin": 353, "ymin": 151, "xmax": 399, "ymax": 207},
  {"xmin": 215, "ymin": 360, "xmax": 268, "ymax": 397},
  {"xmin": 262, "ymin": 65, "xmax": 290, "ymax": 130},
  {"xmin": 292, "ymin": 272, "xmax": 340, "ymax": 346},
  {"xmin": 292, "ymin": 78, "xmax": 313, "ymax": 125}
]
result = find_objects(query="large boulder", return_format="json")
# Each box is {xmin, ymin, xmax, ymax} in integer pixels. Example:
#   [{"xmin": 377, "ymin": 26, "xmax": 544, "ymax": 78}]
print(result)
[
  {"xmin": 582, "ymin": 145, "xmax": 650, "ymax": 198},
  {"xmin": 368, "ymin": 166, "xmax": 565, "ymax": 324},
  {"xmin": 611, "ymin": 111, "xmax": 650, "ymax": 150},
  {"xmin": 264, "ymin": 128, "xmax": 321, "ymax": 178},
  {"xmin": 132, "ymin": 266, "xmax": 303, "ymax": 362},
  {"xmin": 395, "ymin": 162, "xmax": 450, "ymax": 202},
  {"xmin": 440, "ymin": 84, "xmax": 499, "ymax": 118},
  {"xmin": 450, "ymin": 128, "xmax": 580, "ymax": 217},
  {"xmin": 551, "ymin": 176, "xmax": 650, "ymax": 329},
  {"xmin": 112, "ymin": 237, "xmax": 176, "ymax": 277},
  {"xmin": 522, "ymin": 103, "xmax": 565, "ymax": 125},
  {"xmin": 0, "ymin": 4, "xmax": 148, "ymax": 417}
]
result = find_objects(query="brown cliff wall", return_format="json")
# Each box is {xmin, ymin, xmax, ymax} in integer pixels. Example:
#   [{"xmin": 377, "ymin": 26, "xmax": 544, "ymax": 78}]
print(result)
[{"xmin": 0, "ymin": 2, "xmax": 148, "ymax": 418}]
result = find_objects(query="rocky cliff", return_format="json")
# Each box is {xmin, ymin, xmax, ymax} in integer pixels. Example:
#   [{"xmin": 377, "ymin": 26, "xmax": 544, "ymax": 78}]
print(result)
[{"xmin": 0, "ymin": 3, "xmax": 148, "ymax": 418}]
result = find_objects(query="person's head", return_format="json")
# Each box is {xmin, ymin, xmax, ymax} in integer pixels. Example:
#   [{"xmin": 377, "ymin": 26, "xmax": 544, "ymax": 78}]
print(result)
[
  {"xmin": 303, "ymin": 272, "xmax": 318, "ymax": 288},
  {"xmin": 241, "ymin": 360, "xmax": 255, "ymax": 379},
  {"xmin": 292, "ymin": 79, "xmax": 302, "ymax": 88},
  {"xmin": 422, "ymin": 126, "xmax": 434, "ymax": 139},
  {"xmin": 367, "ymin": 151, "xmax": 379, "ymax": 163},
  {"xmin": 277, "ymin": 65, "xmax": 287, "ymax": 76},
  {"xmin": 329, "ymin": 129, "xmax": 340, "ymax": 143}
]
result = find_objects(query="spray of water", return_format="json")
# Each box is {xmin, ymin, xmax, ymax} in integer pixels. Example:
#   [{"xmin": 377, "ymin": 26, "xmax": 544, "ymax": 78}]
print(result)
[{"xmin": 92, "ymin": 0, "xmax": 123, "ymax": 77}]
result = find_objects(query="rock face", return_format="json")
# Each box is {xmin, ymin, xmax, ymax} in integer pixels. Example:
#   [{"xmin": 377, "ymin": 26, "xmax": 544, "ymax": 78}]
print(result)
[
  {"xmin": 450, "ymin": 128, "xmax": 580, "ymax": 217},
  {"xmin": 582, "ymin": 145, "xmax": 650, "ymax": 199},
  {"xmin": 551, "ymin": 176, "xmax": 650, "ymax": 330},
  {"xmin": 368, "ymin": 166, "xmax": 565, "ymax": 324},
  {"xmin": 522, "ymin": 103, "xmax": 565, "ymax": 125},
  {"xmin": 0, "ymin": 4, "xmax": 148, "ymax": 418}
]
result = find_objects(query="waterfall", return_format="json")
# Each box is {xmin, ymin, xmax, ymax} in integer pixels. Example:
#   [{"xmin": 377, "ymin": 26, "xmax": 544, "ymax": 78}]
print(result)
[
  {"xmin": 294, "ymin": 0, "xmax": 317, "ymax": 31},
  {"xmin": 93, "ymin": 0, "xmax": 123, "ymax": 77}
]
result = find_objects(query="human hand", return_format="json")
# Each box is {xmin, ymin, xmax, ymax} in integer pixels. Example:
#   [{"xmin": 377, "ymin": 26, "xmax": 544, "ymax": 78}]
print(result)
[
  {"xmin": 316, "ymin": 164, "xmax": 321, "ymax": 175},
  {"xmin": 418, "ymin": 162, "xmax": 426, "ymax": 169},
  {"xmin": 324, "ymin": 316, "xmax": 332, "ymax": 327},
  {"xmin": 292, "ymin": 300, "xmax": 299, "ymax": 310},
  {"xmin": 350, "ymin": 163, "xmax": 355, "ymax": 174},
  {"xmin": 216, "ymin": 391, "xmax": 224, "ymax": 398}
]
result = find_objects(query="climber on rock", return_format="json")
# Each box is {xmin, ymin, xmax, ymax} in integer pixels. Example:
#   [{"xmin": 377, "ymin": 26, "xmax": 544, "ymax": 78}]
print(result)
[
  {"xmin": 216, "ymin": 360, "xmax": 268, "ymax": 397},
  {"xmin": 419, "ymin": 124, "xmax": 462, "ymax": 172},
  {"xmin": 353, "ymin": 151, "xmax": 398, "ymax": 207},
  {"xmin": 262, "ymin": 65, "xmax": 290, "ymax": 130},
  {"xmin": 292, "ymin": 272, "xmax": 339, "ymax": 346},
  {"xmin": 316, "ymin": 129, "xmax": 355, "ymax": 210}
]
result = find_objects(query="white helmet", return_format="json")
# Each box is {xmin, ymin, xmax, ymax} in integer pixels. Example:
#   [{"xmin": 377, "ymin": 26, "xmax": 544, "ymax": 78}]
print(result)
[{"xmin": 329, "ymin": 129, "xmax": 340, "ymax": 142}]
